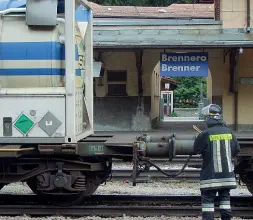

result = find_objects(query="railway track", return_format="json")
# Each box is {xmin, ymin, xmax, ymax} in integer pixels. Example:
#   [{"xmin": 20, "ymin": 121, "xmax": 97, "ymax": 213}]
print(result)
[
  {"xmin": 112, "ymin": 156, "xmax": 202, "ymax": 166},
  {"xmin": 0, "ymin": 194, "xmax": 252, "ymax": 217},
  {"xmin": 111, "ymin": 168, "xmax": 200, "ymax": 181}
]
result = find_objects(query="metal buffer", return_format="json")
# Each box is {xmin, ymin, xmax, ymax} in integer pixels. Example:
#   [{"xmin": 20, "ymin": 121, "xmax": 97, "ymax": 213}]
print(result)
[{"xmin": 131, "ymin": 125, "xmax": 202, "ymax": 185}]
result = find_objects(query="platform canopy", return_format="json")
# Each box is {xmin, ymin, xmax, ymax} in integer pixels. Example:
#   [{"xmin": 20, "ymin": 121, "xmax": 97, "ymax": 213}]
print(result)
[{"xmin": 93, "ymin": 18, "xmax": 253, "ymax": 49}]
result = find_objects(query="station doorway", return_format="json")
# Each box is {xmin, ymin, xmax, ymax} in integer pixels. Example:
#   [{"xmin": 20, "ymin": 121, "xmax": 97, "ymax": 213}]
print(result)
[
  {"xmin": 160, "ymin": 52, "xmax": 209, "ymax": 123},
  {"xmin": 161, "ymin": 76, "xmax": 207, "ymax": 120}
]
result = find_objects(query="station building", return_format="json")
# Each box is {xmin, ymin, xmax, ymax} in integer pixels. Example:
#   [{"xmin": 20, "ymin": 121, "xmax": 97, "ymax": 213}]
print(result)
[{"xmin": 90, "ymin": 0, "xmax": 253, "ymax": 132}]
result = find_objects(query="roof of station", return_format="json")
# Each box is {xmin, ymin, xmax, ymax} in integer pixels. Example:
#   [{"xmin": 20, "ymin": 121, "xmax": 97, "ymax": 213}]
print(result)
[
  {"xmin": 0, "ymin": 1, "xmax": 214, "ymax": 19},
  {"xmin": 161, "ymin": 77, "xmax": 178, "ymax": 85},
  {"xmin": 89, "ymin": 2, "xmax": 214, "ymax": 19},
  {"xmin": 2, "ymin": 1, "xmax": 253, "ymax": 48}
]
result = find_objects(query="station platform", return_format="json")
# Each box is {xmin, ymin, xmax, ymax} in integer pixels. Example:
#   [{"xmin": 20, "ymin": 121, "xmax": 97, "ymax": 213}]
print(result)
[
  {"xmin": 94, "ymin": 130, "xmax": 253, "ymax": 138},
  {"xmin": 95, "ymin": 118, "xmax": 253, "ymax": 138}
]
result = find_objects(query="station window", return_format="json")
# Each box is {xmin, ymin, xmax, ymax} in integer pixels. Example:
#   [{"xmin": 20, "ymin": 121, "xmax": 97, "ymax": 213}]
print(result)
[{"xmin": 107, "ymin": 70, "xmax": 127, "ymax": 96}]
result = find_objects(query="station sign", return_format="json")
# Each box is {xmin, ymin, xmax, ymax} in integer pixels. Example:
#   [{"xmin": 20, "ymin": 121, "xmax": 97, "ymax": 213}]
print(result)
[
  {"xmin": 240, "ymin": 77, "xmax": 253, "ymax": 85},
  {"xmin": 160, "ymin": 52, "xmax": 209, "ymax": 77}
]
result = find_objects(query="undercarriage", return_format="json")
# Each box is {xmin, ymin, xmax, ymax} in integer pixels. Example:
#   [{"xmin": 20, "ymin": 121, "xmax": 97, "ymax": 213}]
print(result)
[
  {"xmin": 0, "ymin": 156, "xmax": 111, "ymax": 206},
  {"xmin": 0, "ymin": 132, "xmax": 252, "ymax": 206}
]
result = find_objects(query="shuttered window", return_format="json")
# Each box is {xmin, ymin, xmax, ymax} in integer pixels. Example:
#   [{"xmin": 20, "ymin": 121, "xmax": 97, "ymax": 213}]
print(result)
[{"xmin": 107, "ymin": 70, "xmax": 127, "ymax": 96}]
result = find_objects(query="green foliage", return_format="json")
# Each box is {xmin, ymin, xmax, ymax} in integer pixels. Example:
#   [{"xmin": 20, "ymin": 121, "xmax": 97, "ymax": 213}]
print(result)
[
  {"xmin": 172, "ymin": 77, "xmax": 207, "ymax": 108},
  {"xmin": 168, "ymin": 112, "xmax": 177, "ymax": 117},
  {"xmin": 92, "ymin": 0, "xmax": 194, "ymax": 6}
]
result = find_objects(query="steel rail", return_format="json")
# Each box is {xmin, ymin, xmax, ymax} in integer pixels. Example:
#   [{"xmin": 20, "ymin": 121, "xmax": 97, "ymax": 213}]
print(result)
[
  {"xmin": 111, "ymin": 168, "xmax": 200, "ymax": 181},
  {"xmin": 0, "ymin": 194, "xmax": 252, "ymax": 217},
  {"xmin": 0, "ymin": 194, "xmax": 252, "ymax": 205},
  {"xmin": 1, "ymin": 205, "xmax": 253, "ymax": 218},
  {"xmin": 112, "ymin": 157, "xmax": 202, "ymax": 165}
]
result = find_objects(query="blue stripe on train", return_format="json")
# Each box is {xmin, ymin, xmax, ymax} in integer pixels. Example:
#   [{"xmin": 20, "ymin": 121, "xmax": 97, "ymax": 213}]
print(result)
[
  {"xmin": 0, "ymin": 68, "xmax": 82, "ymax": 76},
  {"xmin": 75, "ymin": 6, "xmax": 91, "ymax": 22},
  {"xmin": 0, "ymin": 42, "xmax": 79, "ymax": 61}
]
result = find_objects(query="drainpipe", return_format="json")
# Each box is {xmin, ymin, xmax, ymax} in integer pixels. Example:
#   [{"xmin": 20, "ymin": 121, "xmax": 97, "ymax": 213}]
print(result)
[
  {"xmin": 229, "ymin": 49, "xmax": 239, "ymax": 131},
  {"xmin": 214, "ymin": 0, "xmax": 221, "ymax": 21},
  {"xmin": 246, "ymin": 0, "xmax": 251, "ymax": 33},
  {"xmin": 135, "ymin": 50, "xmax": 144, "ymax": 112},
  {"xmin": 234, "ymin": 91, "xmax": 238, "ymax": 132},
  {"xmin": 135, "ymin": 50, "xmax": 144, "ymax": 99},
  {"xmin": 234, "ymin": 51, "xmax": 239, "ymax": 132}
]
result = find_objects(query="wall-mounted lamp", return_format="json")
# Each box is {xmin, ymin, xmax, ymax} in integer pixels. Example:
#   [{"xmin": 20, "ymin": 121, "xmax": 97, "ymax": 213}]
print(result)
[
  {"xmin": 239, "ymin": 47, "xmax": 243, "ymax": 55},
  {"xmin": 93, "ymin": 61, "xmax": 102, "ymax": 77}
]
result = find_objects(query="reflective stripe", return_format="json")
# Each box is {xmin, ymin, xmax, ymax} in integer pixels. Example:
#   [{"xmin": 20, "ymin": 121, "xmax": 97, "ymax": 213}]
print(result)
[
  {"xmin": 217, "ymin": 140, "xmax": 222, "ymax": 172},
  {"xmin": 200, "ymin": 178, "xmax": 236, "ymax": 185},
  {"xmin": 202, "ymin": 207, "xmax": 215, "ymax": 212},
  {"xmin": 225, "ymin": 139, "xmax": 233, "ymax": 172},
  {"xmin": 228, "ymin": 139, "xmax": 234, "ymax": 172},
  {"xmin": 202, "ymin": 203, "xmax": 214, "ymax": 208},
  {"xmin": 209, "ymin": 134, "xmax": 232, "ymax": 141},
  {"xmin": 220, "ymin": 204, "xmax": 231, "ymax": 209},
  {"xmin": 200, "ymin": 181, "xmax": 237, "ymax": 189},
  {"xmin": 220, "ymin": 201, "xmax": 230, "ymax": 205},
  {"xmin": 213, "ymin": 140, "xmax": 218, "ymax": 173}
]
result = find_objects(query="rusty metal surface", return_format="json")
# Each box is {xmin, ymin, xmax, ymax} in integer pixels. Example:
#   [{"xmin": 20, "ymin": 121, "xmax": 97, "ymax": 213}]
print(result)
[
  {"xmin": 38, "ymin": 144, "xmax": 77, "ymax": 155},
  {"xmin": 0, "ymin": 145, "xmax": 33, "ymax": 158},
  {"xmin": 214, "ymin": 0, "xmax": 220, "ymax": 21},
  {"xmin": 104, "ymin": 133, "xmax": 139, "ymax": 146}
]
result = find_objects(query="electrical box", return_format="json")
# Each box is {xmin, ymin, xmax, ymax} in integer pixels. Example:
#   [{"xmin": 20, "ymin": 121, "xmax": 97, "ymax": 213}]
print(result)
[{"xmin": 26, "ymin": 0, "xmax": 58, "ymax": 26}]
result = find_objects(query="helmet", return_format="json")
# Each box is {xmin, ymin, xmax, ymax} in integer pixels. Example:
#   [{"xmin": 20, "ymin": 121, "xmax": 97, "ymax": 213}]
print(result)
[{"xmin": 201, "ymin": 104, "xmax": 222, "ymax": 119}]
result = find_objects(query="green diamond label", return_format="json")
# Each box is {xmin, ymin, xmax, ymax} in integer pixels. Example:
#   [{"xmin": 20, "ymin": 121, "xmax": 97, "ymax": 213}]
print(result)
[{"xmin": 14, "ymin": 114, "xmax": 35, "ymax": 135}]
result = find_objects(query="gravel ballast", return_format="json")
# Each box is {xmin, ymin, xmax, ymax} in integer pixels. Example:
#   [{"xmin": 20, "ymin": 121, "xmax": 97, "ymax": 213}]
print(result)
[
  {"xmin": 0, "ymin": 216, "xmax": 247, "ymax": 220},
  {"xmin": 0, "ymin": 180, "xmax": 250, "ymax": 220},
  {"xmin": 0, "ymin": 160, "xmax": 250, "ymax": 220},
  {"xmin": 1, "ymin": 180, "xmax": 250, "ymax": 196}
]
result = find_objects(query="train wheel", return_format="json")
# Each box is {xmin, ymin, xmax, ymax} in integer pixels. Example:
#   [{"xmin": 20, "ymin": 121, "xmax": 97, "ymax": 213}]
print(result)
[
  {"xmin": 238, "ymin": 169, "xmax": 253, "ymax": 195},
  {"xmin": 246, "ymin": 182, "xmax": 253, "ymax": 195},
  {"xmin": 0, "ymin": 184, "xmax": 5, "ymax": 191},
  {"xmin": 26, "ymin": 174, "xmax": 99, "ymax": 206},
  {"xmin": 26, "ymin": 179, "xmax": 37, "ymax": 194},
  {"xmin": 47, "ymin": 176, "xmax": 99, "ymax": 207}
]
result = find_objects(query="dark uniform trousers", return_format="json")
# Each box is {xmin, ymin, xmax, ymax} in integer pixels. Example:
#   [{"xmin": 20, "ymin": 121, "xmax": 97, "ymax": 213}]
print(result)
[{"xmin": 201, "ymin": 189, "xmax": 233, "ymax": 220}]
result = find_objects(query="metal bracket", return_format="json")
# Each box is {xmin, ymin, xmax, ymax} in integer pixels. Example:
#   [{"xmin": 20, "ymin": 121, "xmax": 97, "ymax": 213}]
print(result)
[
  {"xmin": 26, "ymin": 0, "xmax": 58, "ymax": 26},
  {"xmin": 132, "ymin": 143, "xmax": 138, "ymax": 186},
  {"xmin": 131, "ymin": 141, "xmax": 147, "ymax": 186}
]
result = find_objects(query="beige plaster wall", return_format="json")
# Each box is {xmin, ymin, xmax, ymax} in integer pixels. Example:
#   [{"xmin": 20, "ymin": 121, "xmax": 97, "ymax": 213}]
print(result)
[
  {"xmin": 220, "ymin": 0, "xmax": 252, "ymax": 28},
  {"xmin": 222, "ymin": 49, "xmax": 253, "ymax": 130},
  {"xmin": 151, "ymin": 63, "xmax": 161, "ymax": 122},
  {"xmin": 95, "ymin": 48, "xmax": 253, "ymax": 131}
]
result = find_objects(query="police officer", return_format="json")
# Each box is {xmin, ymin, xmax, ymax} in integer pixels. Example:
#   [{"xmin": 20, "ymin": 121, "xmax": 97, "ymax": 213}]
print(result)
[{"xmin": 193, "ymin": 104, "xmax": 240, "ymax": 220}]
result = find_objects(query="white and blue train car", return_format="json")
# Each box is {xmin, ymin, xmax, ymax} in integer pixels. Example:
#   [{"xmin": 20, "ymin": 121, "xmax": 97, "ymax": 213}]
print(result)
[{"xmin": 0, "ymin": 0, "xmax": 94, "ymax": 144}]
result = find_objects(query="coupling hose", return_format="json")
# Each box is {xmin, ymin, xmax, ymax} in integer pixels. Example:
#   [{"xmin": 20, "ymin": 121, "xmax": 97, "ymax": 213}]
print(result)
[{"xmin": 140, "ymin": 154, "xmax": 193, "ymax": 178}]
